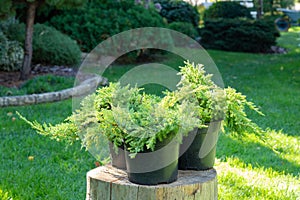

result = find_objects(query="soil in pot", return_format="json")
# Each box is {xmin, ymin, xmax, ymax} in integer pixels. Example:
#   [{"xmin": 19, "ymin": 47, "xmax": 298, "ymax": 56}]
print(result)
[
  {"xmin": 109, "ymin": 142, "xmax": 126, "ymax": 170},
  {"xmin": 179, "ymin": 121, "xmax": 221, "ymax": 170},
  {"xmin": 125, "ymin": 136, "xmax": 179, "ymax": 185}
]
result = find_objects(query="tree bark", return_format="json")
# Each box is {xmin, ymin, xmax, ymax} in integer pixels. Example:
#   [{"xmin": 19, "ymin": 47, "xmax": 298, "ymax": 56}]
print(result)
[
  {"xmin": 20, "ymin": 1, "xmax": 38, "ymax": 80},
  {"xmin": 256, "ymin": 0, "xmax": 263, "ymax": 19}
]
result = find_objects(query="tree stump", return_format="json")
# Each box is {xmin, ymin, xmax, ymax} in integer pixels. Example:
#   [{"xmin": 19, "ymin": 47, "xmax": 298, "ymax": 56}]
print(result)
[{"xmin": 86, "ymin": 165, "xmax": 217, "ymax": 200}]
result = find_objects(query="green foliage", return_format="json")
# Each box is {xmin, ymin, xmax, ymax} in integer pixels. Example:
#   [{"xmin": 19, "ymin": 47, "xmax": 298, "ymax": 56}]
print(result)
[
  {"xmin": 47, "ymin": 1, "xmax": 166, "ymax": 52},
  {"xmin": 20, "ymin": 82, "xmax": 201, "ymax": 158},
  {"xmin": 0, "ymin": 17, "xmax": 17, "ymax": 32},
  {"xmin": 110, "ymin": 85, "xmax": 200, "ymax": 157},
  {"xmin": 223, "ymin": 87, "xmax": 264, "ymax": 134},
  {"xmin": 154, "ymin": 0, "xmax": 200, "ymax": 27},
  {"xmin": 21, "ymin": 75, "xmax": 75, "ymax": 94},
  {"xmin": 200, "ymin": 19, "xmax": 280, "ymax": 53},
  {"xmin": 0, "ymin": 0, "xmax": 87, "ymax": 20},
  {"xmin": 20, "ymin": 62, "xmax": 264, "ymax": 159},
  {"xmin": 0, "ymin": 0, "xmax": 14, "ymax": 19},
  {"xmin": 5, "ymin": 30, "xmax": 300, "ymax": 199},
  {"xmin": 45, "ymin": 0, "xmax": 87, "ymax": 9},
  {"xmin": 0, "ymin": 75, "xmax": 75, "ymax": 97},
  {"xmin": 93, "ymin": 83, "xmax": 200, "ymax": 157},
  {"xmin": 203, "ymin": 1, "xmax": 252, "ymax": 20},
  {"xmin": 167, "ymin": 22, "xmax": 198, "ymax": 38},
  {"xmin": 0, "ymin": 31, "xmax": 23, "ymax": 71},
  {"xmin": 93, "ymin": 83, "xmax": 131, "ymax": 149},
  {"xmin": 17, "ymin": 112, "xmax": 79, "ymax": 145},
  {"xmin": 177, "ymin": 61, "xmax": 226, "ymax": 123},
  {"xmin": 6, "ymin": 23, "xmax": 81, "ymax": 66},
  {"xmin": 177, "ymin": 61, "xmax": 263, "ymax": 135},
  {"xmin": 261, "ymin": 0, "xmax": 294, "ymax": 14}
]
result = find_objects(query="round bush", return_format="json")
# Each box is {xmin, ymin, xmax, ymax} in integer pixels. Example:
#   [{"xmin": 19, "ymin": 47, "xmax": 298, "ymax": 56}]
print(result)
[
  {"xmin": 154, "ymin": 0, "xmax": 200, "ymax": 27},
  {"xmin": 167, "ymin": 22, "xmax": 198, "ymax": 38},
  {"xmin": 7, "ymin": 23, "xmax": 81, "ymax": 66},
  {"xmin": 204, "ymin": 2, "xmax": 252, "ymax": 20},
  {"xmin": 0, "ymin": 31, "xmax": 24, "ymax": 71},
  {"xmin": 47, "ymin": 1, "xmax": 167, "ymax": 52},
  {"xmin": 199, "ymin": 19, "xmax": 279, "ymax": 53}
]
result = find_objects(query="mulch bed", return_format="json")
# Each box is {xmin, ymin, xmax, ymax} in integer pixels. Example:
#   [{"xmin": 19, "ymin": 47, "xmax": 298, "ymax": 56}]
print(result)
[{"xmin": 0, "ymin": 65, "xmax": 78, "ymax": 88}]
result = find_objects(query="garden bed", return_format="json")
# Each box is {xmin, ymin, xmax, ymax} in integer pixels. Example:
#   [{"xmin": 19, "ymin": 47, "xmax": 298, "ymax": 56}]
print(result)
[{"xmin": 0, "ymin": 65, "xmax": 77, "ymax": 88}]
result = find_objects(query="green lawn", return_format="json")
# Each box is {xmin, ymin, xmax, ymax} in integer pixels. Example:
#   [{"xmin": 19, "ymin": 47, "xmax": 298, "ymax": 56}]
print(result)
[{"xmin": 0, "ymin": 27, "xmax": 299, "ymax": 199}]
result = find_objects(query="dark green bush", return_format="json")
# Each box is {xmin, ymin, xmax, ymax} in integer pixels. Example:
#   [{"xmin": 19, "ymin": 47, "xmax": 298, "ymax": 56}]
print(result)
[
  {"xmin": 199, "ymin": 19, "xmax": 280, "ymax": 53},
  {"xmin": 47, "ymin": 1, "xmax": 166, "ymax": 52},
  {"xmin": 154, "ymin": 0, "xmax": 200, "ymax": 27},
  {"xmin": 6, "ymin": 23, "xmax": 81, "ymax": 66},
  {"xmin": 167, "ymin": 22, "xmax": 198, "ymax": 38},
  {"xmin": 204, "ymin": 2, "xmax": 252, "ymax": 20},
  {"xmin": 0, "ymin": 31, "xmax": 24, "ymax": 71}
]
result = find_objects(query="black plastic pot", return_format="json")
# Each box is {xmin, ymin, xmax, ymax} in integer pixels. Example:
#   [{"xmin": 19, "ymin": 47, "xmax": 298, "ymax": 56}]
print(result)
[
  {"xmin": 179, "ymin": 121, "xmax": 221, "ymax": 170},
  {"xmin": 109, "ymin": 142, "xmax": 126, "ymax": 170},
  {"xmin": 125, "ymin": 136, "xmax": 179, "ymax": 185}
]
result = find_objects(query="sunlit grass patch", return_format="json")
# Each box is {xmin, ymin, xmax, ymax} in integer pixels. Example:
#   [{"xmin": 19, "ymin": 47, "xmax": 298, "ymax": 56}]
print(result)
[{"xmin": 216, "ymin": 160, "xmax": 299, "ymax": 200}]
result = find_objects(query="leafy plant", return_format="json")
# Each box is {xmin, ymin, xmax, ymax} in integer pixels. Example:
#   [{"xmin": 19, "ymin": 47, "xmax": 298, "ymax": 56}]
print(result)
[
  {"xmin": 0, "ymin": 0, "xmax": 86, "ymax": 79},
  {"xmin": 115, "ymin": 89, "xmax": 200, "ymax": 157},
  {"xmin": 199, "ymin": 19, "xmax": 280, "ymax": 53},
  {"xmin": 19, "ymin": 81, "xmax": 201, "ymax": 158},
  {"xmin": 154, "ymin": 0, "xmax": 200, "ymax": 27},
  {"xmin": 177, "ymin": 61, "xmax": 263, "ymax": 134},
  {"xmin": 223, "ymin": 87, "xmax": 264, "ymax": 134},
  {"xmin": 167, "ymin": 22, "xmax": 198, "ymax": 38},
  {"xmin": 17, "ymin": 93, "xmax": 97, "ymax": 147},
  {"xmin": 177, "ymin": 61, "xmax": 226, "ymax": 123},
  {"xmin": 47, "ymin": 1, "xmax": 166, "ymax": 52},
  {"xmin": 7, "ymin": 23, "xmax": 81, "ymax": 66},
  {"xmin": 94, "ymin": 83, "xmax": 201, "ymax": 157},
  {"xmin": 203, "ymin": 1, "xmax": 252, "ymax": 20},
  {"xmin": 19, "ymin": 61, "xmax": 264, "ymax": 160},
  {"xmin": 0, "ymin": 31, "xmax": 23, "ymax": 71}
]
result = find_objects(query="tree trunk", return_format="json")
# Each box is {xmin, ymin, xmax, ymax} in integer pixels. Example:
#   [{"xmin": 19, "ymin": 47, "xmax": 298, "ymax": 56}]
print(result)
[
  {"xmin": 87, "ymin": 165, "xmax": 218, "ymax": 200},
  {"xmin": 20, "ymin": 1, "xmax": 38, "ymax": 81},
  {"xmin": 270, "ymin": 0, "xmax": 274, "ymax": 16},
  {"xmin": 256, "ymin": 0, "xmax": 263, "ymax": 19}
]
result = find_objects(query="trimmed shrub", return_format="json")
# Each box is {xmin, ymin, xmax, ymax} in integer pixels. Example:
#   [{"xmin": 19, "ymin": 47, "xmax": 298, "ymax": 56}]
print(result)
[
  {"xmin": 0, "ymin": 31, "xmax": 24, "ymax": 71},
  {"xmin": 204, "ymin": 2, "xmax": 252, "ymax": 20},
  {"xmin": 154, "ymin": 0, "xmax": 200, "ymax": 27},
  {"xmin": 6, "ymin": 23, "xmax": 81, "ymax": 66},
  {"xmin": 199, "ymin": 19, "xmax": 280, "ymax": 53},
  {"xmin": 167, "ymin": 22, "xmax": 198, "ymax": 38},
  {"xmin": 47, "ymin": 1, "xmax": 167, "ymax": 52}
]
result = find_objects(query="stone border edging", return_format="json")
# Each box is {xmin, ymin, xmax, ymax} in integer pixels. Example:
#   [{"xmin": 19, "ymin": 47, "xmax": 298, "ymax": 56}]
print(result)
[{"xmin": 0, "ymin": 76, "xmax": 108, "ymax": 107}]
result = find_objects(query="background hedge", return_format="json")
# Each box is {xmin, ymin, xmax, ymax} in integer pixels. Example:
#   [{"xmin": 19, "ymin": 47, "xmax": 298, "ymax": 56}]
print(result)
[
  {"xmin": 154, "ymin": 0, "xmax": 200, "ymax": 27},
  {"xmin": 199, "ymin": 19, "xmax": 280, "ymax": 53},
  {"xmin": 47, "ymin": 1, "xmax": 166, "ymax": 52},
  {"xmin": 6, "ymin": 23, "xmax": 81, "ymax": 66},
  {"xmin": 204, "ymin": 2, "xmax": 252, "ymax": 20},
  {"xmin": 167, "ymin": 22, "xmax": 198, "ymax": 38}
]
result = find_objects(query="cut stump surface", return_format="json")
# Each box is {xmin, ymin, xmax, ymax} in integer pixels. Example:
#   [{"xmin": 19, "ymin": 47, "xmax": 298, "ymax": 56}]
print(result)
[{"xmin": 86, "ymin": 165, "xmax": 217, "ymax": 200}]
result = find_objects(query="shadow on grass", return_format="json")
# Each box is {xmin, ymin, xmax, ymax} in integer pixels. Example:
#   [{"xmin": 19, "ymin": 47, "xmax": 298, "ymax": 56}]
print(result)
[{"xmin": 217, "ymin": 133, "xmax": 299, "ymax": 177}]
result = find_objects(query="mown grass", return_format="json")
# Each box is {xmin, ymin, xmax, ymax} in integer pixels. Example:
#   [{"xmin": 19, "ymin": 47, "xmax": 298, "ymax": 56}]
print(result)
[
  {"xmin": 0, "ymin": 101, "xmax": 95, "ymax": 199},
  {"xmin": 214, "ymin": 27, "xmax": 300, "ymax": 199},
  {"xmin": 0, "ymin": 28, "xmax": 299, "ymax": 199}
]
